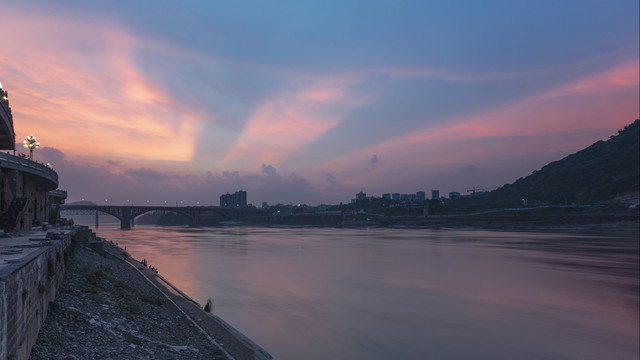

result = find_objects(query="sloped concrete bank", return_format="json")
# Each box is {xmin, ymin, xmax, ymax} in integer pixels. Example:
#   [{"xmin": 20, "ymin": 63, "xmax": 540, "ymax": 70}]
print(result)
[
  {"xmin": 0, "ymin": 228, "xmax": 79, "ymax": 360},
  {"xmin": 29, "ymin": 227, "xmax": 272, "ymax": 360}
]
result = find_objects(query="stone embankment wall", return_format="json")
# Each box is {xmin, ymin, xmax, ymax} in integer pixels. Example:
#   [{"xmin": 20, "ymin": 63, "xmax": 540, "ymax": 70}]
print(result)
[{"xmin": 0, "ymin": 227, "xmax": 89, "ymax": 360}]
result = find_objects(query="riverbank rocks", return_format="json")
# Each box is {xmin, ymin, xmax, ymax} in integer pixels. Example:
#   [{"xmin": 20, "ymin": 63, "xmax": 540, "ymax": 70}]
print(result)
[{"xmin": 29, "ymin": 240, "xmax": 229, "ymax": 360}]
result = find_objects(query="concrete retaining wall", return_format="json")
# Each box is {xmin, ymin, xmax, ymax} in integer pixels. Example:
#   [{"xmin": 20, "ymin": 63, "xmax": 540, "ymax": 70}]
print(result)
[{"xmin": 0, "ymin": 230, "xmax": 77, "ymax": 360}]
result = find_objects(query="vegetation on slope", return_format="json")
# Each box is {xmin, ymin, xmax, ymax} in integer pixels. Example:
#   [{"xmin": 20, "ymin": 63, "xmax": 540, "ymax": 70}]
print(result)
[{"xmin": 478, "ymin": 119, "xmax": 639, "ymax": 206}]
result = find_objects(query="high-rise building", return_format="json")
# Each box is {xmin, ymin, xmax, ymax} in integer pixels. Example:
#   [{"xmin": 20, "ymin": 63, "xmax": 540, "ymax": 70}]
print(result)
[
  {"xmin": 382, "ymin": 193, "xmax": 391, "ymax": 199},
  {"xmin": 400, "ymin": 194, "xmax": 417, "ymax": 201},
  {"xmin": 431, "ymin": 190, "xmax": 440, "ymax": 200},
  {"xmin": 220, "ymin": 190, "xmax": 247, "ymax": 208},
  {"xmin": 416, "ymin": 191, "xmax": 426, "ymax": 201}
]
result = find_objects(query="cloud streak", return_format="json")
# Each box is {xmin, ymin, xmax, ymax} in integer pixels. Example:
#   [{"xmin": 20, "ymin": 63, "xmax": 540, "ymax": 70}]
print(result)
[
  {"xmin": 223, "ymin": 76, "xmax": 369, "ymax": 166},
  {"xmin": 1, "ymin": 1, "xmax": 637, "ymax": 204},
  {"xmin": 3, "ymin": 7, "xmax": 202, "ymax": 162},
  {"xmin": 308, "ymin": 62, "xmax": 639, "ymax": 195}
]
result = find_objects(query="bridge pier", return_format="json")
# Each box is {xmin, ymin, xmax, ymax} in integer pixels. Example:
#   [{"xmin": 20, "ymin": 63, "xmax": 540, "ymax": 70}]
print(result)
[
  {"xmin": 120, "ymin": 207, "xmax": 132, "ymax": 230},
  {"xmin": 188, "ymin": 208, "xmax": 201, "ymax": 228},
  {"xmin": 120, "ymin": 219, "xmax": 131, "ymax": 230}
]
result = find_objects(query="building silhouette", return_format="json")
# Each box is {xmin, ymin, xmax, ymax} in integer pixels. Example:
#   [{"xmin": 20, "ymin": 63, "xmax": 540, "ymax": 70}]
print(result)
[
  {"xmin": 220, "ymin": 190, "xmax": 247, "ymax": 208},
  {"xmin": 384, "ymin": 191, "xmax": 426, "ymax": 202}
]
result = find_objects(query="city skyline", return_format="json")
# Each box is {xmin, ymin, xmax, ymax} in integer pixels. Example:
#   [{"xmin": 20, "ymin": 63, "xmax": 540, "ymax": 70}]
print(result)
[{"xmin": 1, "ymin": 1, "xmax": 638, "ymax": 205}]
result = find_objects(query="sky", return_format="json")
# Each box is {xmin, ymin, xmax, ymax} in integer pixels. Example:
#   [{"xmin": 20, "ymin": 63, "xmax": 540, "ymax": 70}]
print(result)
[{"xmin": 1, "ymin": 0, "xmax": 638, "ymax": 206}]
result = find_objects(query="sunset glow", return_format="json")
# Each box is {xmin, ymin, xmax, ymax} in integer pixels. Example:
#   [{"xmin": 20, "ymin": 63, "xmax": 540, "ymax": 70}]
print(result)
[{"xmin": 1, "ymin": 1, "xmax": 637, "ymax": 205}]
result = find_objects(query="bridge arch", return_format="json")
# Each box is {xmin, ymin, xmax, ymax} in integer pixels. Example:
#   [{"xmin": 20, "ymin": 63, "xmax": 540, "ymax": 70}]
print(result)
[
  {"xmin": 60, "ymin": 205, "xmax": 201, "ymax": 229},
  {"xmin": 60, "ymin": 204, "xmax": 257, "ymax": 230},
  {"xmin": 128, "ymin": 208, "xmax": 197, "ymax": 229}
]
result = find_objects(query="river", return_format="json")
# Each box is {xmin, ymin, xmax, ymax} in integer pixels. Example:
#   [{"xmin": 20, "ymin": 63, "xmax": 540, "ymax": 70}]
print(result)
[{"xmin": 78, "ymin": 221, "xmax": 638, "ymax": 360}]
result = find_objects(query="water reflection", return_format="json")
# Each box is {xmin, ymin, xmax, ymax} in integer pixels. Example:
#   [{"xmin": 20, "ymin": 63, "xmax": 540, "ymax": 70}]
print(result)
[{"xmin": 90, "ymin": 224, "xmax": 639, "ymax": 360}]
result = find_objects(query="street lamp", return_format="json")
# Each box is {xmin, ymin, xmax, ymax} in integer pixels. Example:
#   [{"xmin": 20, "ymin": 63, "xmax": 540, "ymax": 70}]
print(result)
[{"xmin": 23, "ymin": 133, "xmax": 39, "ymax": 160}]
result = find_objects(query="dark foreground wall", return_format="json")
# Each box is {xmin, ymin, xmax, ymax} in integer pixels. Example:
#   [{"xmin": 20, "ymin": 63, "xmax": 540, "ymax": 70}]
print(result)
[{"xmin": 0, "ymin": 228, "xmax": 86, "ymax": 360}]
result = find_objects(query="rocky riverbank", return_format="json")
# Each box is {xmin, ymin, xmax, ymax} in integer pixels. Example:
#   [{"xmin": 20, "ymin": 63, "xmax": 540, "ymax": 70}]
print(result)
[{"xmin": 29, "ymin": 232, "xmax": 270, "ymax": 360}]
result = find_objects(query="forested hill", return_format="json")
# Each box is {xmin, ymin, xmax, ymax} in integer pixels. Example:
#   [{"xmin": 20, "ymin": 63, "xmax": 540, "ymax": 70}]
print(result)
[{"xmin": 479, "ymin": 119, "xmax": 639, "ymax": 206}]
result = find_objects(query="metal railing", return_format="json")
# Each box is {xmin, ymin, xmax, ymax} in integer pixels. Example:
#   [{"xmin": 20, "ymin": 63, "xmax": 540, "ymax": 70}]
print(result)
[{"xmin": 0, "ymin": 152, "xmax": 59, "ymax": 185}]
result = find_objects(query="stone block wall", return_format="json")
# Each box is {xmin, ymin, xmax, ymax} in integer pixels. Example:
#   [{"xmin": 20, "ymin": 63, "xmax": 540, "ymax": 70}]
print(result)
[{"xmin": 0, "ymin": 231, "xmax": 74, "ymax": 360}]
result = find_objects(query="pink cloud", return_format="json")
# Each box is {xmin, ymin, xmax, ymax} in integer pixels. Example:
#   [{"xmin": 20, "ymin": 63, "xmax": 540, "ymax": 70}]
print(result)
[
  {"xmin": 223, "ymin": 78, "xmax": 369, "ymax": 165},
  {"xmin": 392, "ymin": 61, "xmax": 638, "ymax": 144},
  {"xmin": 311, "ymin": 61, "xmax": 639, "ymax": 190},
  {"xmin": 2, "ymin": 8, "xmax": 202, "ymax": 162},
  {"xmin": 548, "ymin": 61, "xmax": 639, "ymax": 97}
]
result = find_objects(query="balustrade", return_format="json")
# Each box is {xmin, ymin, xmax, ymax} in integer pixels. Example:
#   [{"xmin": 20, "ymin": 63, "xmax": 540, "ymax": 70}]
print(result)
[{"xmin": 0, "ymin": 152, "xmax": 59, "ymax": 187}]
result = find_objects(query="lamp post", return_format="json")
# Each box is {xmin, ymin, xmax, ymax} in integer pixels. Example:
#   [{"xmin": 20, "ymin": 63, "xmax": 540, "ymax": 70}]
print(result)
[{"xmin": 23, "ymin": 133, "xmax": 39, "ymax": 160}]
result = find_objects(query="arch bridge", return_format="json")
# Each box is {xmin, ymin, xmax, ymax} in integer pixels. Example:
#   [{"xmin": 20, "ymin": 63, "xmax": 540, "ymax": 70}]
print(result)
[{"xmin": 60, "ymin": 204, "xmax": 257, "ymax": 230}]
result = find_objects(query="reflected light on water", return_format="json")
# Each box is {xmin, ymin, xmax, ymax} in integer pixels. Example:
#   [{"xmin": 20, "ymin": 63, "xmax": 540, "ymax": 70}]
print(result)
[{"xmin": 89, "ymin": 223, "xmax": 639, "ymax": 360}]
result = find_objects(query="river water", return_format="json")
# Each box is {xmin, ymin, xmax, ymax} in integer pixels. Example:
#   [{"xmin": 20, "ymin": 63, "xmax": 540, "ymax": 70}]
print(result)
[{"xmin": 81, "ymin": 222, "xmax": 638, "ymax": 360}]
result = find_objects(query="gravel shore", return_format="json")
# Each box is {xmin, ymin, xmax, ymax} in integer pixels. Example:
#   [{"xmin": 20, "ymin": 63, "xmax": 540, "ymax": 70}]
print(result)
[{"xmin": 29, "ymin": 234, "xmax": 265, "ymax": 360}]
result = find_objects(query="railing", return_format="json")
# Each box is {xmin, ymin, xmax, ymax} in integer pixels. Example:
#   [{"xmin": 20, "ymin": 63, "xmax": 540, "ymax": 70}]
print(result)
[{"xmin": 0, "ymin": 152, "xmax": 59, "ymax": 186}]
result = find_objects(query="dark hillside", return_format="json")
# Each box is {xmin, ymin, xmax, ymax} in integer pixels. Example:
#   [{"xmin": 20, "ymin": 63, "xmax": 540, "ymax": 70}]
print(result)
[{"xmin": 478, "ymin": 119, "xmax": 639, "ymax": 206}]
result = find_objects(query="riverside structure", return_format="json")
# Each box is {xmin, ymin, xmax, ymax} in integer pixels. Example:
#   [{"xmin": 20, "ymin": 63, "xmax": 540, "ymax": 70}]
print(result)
[
  {"xmin": 0, "ymin": 82, "xmax": 67, "ymax": 232},
  {"xmin": 0, "ymin": 81, "xmax": 68, "ymax": 360}
]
